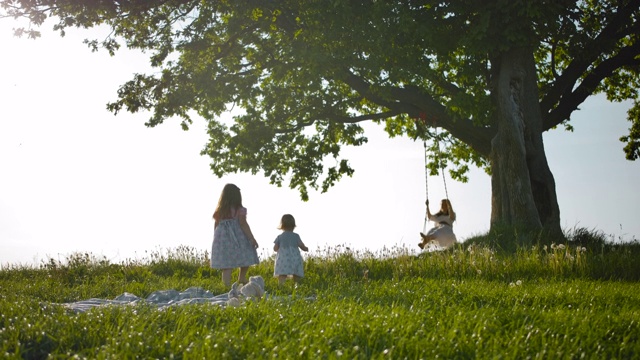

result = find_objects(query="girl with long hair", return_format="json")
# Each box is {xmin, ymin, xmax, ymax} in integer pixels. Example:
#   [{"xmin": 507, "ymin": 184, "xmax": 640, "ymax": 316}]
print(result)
[{"xmin": 211, "ymin": 184, "xmax": 259, "ymax": 287}]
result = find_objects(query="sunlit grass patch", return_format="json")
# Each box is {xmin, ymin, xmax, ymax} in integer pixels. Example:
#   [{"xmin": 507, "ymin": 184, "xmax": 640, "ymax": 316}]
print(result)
[{"xmin": 1, "ymin": 228, "xmax": 640, "ymax": 357}]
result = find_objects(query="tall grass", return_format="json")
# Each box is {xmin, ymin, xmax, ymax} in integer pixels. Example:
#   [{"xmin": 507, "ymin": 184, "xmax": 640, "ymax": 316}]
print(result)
[{"xmin": 1, "ymin": 228, "xmax": 639, "ymax": 358}]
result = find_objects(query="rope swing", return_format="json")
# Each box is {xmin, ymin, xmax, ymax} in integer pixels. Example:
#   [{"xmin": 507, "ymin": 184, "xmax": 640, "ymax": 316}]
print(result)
[{"xmin": 422, "ymin": 127, "xmax": 450, "ymax": 233}]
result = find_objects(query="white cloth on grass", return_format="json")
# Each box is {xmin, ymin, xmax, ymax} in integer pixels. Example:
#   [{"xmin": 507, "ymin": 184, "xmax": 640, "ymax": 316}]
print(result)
[{"xmin": 61, "ymin": 276, "xmax": 267, "ymax": 312}]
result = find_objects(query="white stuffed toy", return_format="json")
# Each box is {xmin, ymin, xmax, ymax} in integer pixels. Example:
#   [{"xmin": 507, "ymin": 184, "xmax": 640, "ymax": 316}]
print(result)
[
  {"xmin": 226, "ymin": 275, "xmax": 265, "ymax": 307},
  {"xmin": 240, "ymin": 276, "xmax": 265, "ymax": 299},
  {"xmin": 226, "ymin": 297, "xmax": 242, "ymax": 307}
]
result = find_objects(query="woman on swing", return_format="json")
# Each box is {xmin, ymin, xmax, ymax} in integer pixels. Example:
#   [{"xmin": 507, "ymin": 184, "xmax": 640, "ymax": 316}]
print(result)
[{"xmin": 419, "ymin": 198, "xmax": 457, "ymax": 249}]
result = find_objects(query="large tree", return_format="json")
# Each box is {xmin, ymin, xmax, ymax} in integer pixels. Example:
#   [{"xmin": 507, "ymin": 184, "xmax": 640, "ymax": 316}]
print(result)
[{"xmin": 2, "ymin": 0, "xmax": 639, "ymax": 237}]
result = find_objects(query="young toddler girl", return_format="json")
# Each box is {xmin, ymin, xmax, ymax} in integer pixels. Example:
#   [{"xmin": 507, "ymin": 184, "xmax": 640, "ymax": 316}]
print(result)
[{"xmin": 273, "ymin": 214, "xmax": 308, "ymax": 285}]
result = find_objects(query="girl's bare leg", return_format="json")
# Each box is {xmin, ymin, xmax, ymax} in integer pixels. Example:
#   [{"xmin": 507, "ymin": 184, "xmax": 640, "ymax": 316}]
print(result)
[
  {"xmin": 292, "ymin": 275, "xmax": 302, "ymax": 283},
  {"xmin": 419, "ymin": 233, "xmax": 435, "ymax": 249},
  {"xmin": 238, "ymin": 267, "xmax": 249, "ymax": 284},
  {"xmin": 278, "ymin": 275, "xmax": 287, "ymax": 285},
  {"xmin": 222, "ymin": 269, "xmax": 232, "ymax": 287}
]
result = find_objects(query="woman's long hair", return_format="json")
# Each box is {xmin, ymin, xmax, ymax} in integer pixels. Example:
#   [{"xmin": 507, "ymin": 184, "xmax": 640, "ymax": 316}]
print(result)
[
  {"xmin": 435, "ymin": 199, "xmax": 456, "ymax": 222},
  {"xmin": 213, "ymin": 184, "xmax": 243, "ymax": 221}
]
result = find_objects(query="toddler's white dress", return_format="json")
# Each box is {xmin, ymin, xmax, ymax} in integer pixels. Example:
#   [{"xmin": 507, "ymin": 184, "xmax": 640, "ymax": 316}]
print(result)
[{"xmin": 273, "ymin": 231, "xmax": 305, "ymax": 278}]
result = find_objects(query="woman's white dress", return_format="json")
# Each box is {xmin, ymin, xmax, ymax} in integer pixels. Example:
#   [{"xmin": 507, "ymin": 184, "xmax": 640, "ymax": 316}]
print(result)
[{"xmin": 426, "ymin": 213, "xmax": 457, "ymax": 248}]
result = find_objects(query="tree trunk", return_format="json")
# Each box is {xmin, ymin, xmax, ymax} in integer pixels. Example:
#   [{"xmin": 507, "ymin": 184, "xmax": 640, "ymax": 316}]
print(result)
[
  {"xmin": 490, "ymin": 48, "xmax": 543, "ymax": 231},
  {"xmin": 519, "ymin": 49, "xmax": 563, "ymax": 237}
]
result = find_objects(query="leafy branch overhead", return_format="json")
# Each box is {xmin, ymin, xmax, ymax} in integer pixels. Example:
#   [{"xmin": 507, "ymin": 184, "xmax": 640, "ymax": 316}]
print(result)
[{"xmin": 2, "ymin": 0, "xmax": 639, "ymax": 202}]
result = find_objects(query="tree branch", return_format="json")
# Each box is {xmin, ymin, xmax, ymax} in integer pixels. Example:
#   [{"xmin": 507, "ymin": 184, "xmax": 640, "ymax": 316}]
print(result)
[
  {"xmin": 540, "ymin": 0, "xmax": 640, "ymax": 115},
  {"xmin": 339, "ymin": 70, "xmax": 494, "ymax": 156},
  {"xmin": 273, "ymin": 119, "xmax": 315, "ymax": 134},
  {"xmin": 272, "ymin": 110, "xmax": 401, "ymax": 134},
  {"xmin": 544, "ymin": 41, "xmax": 640, "ymax": 131}
]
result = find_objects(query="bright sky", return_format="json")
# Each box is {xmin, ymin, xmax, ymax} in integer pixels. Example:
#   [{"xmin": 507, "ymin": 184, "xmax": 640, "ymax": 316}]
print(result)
[{"xmin": 1, "ymin": 22, "xmax": 639, "ymax": 266}]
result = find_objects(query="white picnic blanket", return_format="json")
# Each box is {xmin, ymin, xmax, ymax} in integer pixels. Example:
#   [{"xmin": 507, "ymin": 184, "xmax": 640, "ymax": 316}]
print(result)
[{"xmin": 62, "ymin": 276, "xmax": 268, "ymax": 312}]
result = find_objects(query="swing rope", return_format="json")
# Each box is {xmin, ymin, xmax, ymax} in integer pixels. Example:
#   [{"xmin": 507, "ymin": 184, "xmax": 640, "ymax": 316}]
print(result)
[
  {"xmin": 423, "ymin": 140, "xmax": 430, "ymax": 233},
  {"xmin": 423, "ymin": 140, "xmax": 430, "ymax": 202},
  {"xmin": 422, "ymin": 127, "xmax": 450, "ymax": 233}
]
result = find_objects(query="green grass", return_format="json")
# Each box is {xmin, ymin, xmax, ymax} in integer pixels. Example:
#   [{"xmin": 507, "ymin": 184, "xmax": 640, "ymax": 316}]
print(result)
[{"xmin": 1, "ymin": 229, "xmax": 640, "ymax": 359}]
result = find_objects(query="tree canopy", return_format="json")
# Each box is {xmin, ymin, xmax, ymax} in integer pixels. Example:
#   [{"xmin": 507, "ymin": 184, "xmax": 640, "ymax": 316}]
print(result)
[{"xmin": 2, "ymin": 0, "xmax": 639, "ymax": 235}]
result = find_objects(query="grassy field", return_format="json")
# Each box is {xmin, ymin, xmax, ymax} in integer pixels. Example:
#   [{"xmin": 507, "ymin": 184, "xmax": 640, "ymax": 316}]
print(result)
[{"xmin": 1, "ymin": 228, "xmax": 639, "ymax": 359}]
